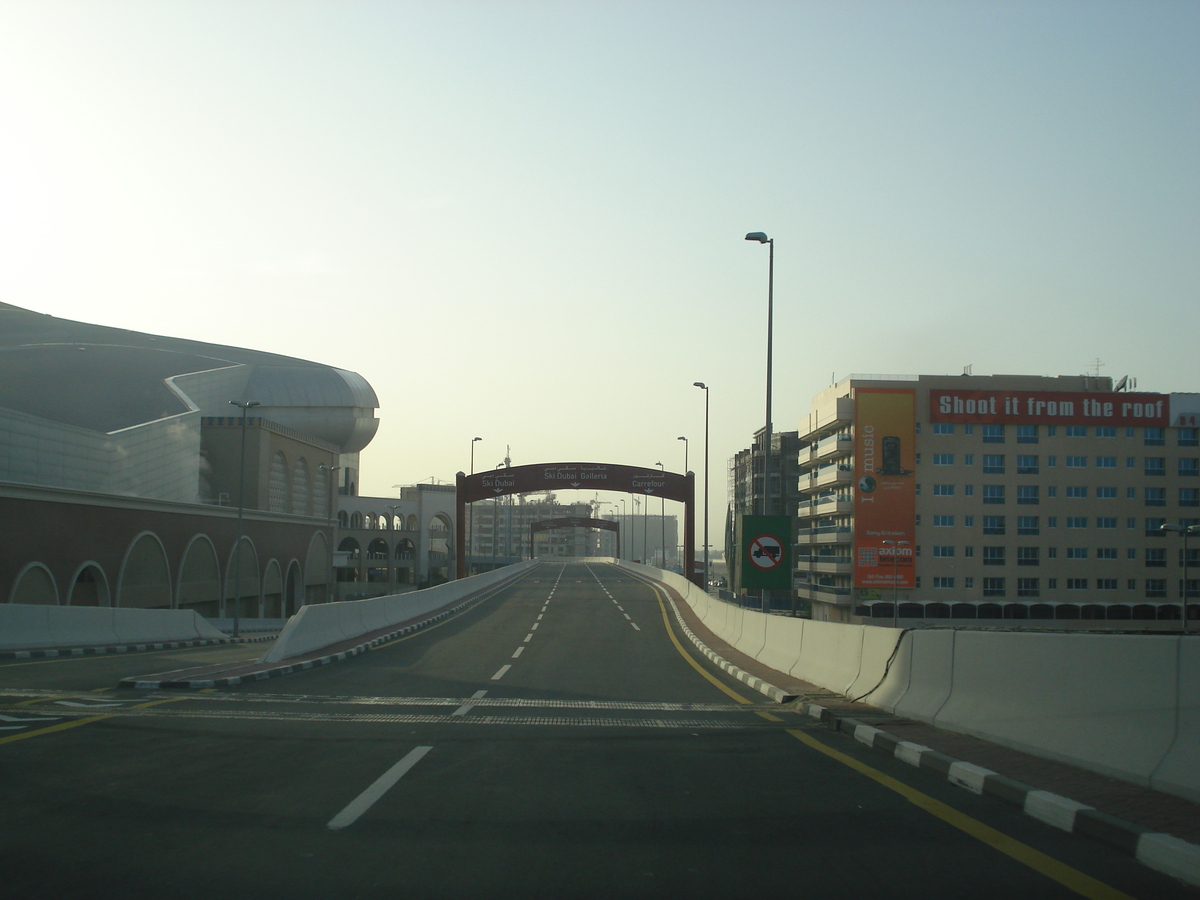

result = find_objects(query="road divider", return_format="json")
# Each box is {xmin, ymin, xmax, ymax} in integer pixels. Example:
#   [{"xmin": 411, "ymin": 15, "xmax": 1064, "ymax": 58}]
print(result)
[{"xmin": 0, "ymin": 604, "xmax": 227, "ymax": 652}]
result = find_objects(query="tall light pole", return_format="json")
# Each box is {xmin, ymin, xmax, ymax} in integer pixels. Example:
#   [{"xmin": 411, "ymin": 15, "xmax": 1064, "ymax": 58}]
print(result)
[
  {"xmin": 229, "ymin": 399, "xmax": 260, "ymax": 637},
  {"xmin": 319, "ymin": 463, "xmax": 340, "ymax": 602},
  {"xmin": 677, "ymin": 436, "xmax": 688, "ymax": 474},
  {"xmin": 619, "ymin": 498, "xmax": 627, "ymax": 561},
  {"xmin": 1161, "ymin": 523, "xmax": 1200, "ymax": 633},
  {"xmin": 882, "ymin": 540, "xmax": 909, "ymax": 628},
  {"xmin": 693, "ymin": 383, "xmax": 709, "ymax": 587},
  {"xmin": 745, "ymin": 232, "xmax": 774, "ymax": 517},
  {"xmin": 468, "ymin": 437, "xmax": 481, "ymax": 574},
  {"xmin": 656, "ymin": 462, "xmax": 666, "ymax": 568}
]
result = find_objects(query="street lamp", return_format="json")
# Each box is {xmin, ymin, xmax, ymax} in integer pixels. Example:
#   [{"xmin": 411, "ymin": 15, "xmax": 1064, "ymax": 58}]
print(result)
[
  {"xmin": 1160, "ymin": 523, "xmax": 1200, "ymax": 632},
  {"xmin": 656, "ymin": 462, "xmax": 666, "ymax": 569},
  {"xmin": 229, "ymin": 399, "xmax": 260, "ymax": 637},
  {"xmin": 882, "ymin": 540, "xmax": 909, "ymax": 628},
  {"xmin": 745, "ymin": 231, "xmax": 774, "ymax": 517},
  {"xmin": 619, "ymin": 498, "xmax": 626, "ymax": 561},
  {"xmin": 693, "ymin": 382, "xmax": 709, "ymax": 587},
  {"xmin": 677, "ymin": 436, "xmax": 688, "ymax": 474},
  {"xmin": 319, "ymin": 464, "xmax": 341, "ymax": 602},
  {"xmin": 468, "ymin": 437, "xmax": 482, "ymax": 574}
]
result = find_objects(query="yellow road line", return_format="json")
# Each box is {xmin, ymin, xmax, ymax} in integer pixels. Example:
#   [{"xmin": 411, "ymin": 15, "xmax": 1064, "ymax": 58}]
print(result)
[
  {"xmin": 649, "ymin": 584, "xmax": 756, "ymax": 706},
  {"xmin": 0, "ymin": 696, "xmax": 188, "ymax": 746},
  {"xmin": 788, "ymin": 728, "xmax": 1136, "ymax": 900}
]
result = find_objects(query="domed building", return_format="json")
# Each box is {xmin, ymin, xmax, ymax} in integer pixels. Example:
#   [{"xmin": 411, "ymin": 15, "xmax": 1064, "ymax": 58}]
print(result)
[{"xmin": 0, "ymin": 302, "xmax": 382, "ymax": 619}]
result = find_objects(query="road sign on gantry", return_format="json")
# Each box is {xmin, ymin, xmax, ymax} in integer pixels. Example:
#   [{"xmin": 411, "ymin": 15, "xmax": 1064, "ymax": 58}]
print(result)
[{"xmin": 738, "ymin": 514, "xmax": 792, "ymax": 591}]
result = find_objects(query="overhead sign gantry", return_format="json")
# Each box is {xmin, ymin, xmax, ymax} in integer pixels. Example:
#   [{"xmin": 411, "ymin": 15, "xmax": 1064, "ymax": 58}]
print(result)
[{"xmin": 456, "ymin": 462, "xmax": 696, "ymax": 583}]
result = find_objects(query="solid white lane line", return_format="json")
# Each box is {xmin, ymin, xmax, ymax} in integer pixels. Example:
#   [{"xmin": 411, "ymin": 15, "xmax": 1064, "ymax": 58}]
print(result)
[
  {"xmin": 491, "ymin": 665, "xmax": 511, "ymax": 680},
  {"xmin": 512, "ymin": 647, "xmax": 524, "ymax": 658},
  {"xmin": 327, "ymin": 745, "xmax": 432, "ymax": 830},
  {"xmin": 451, "ymin": 690, "xmax": 487, "ymax": 717}
]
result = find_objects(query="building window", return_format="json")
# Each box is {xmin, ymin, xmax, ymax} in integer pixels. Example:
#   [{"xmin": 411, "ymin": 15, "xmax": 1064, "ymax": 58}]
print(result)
[
  {"xmin": 1016, "ymin": 425, "xmax": 1038, "ymax": 443},
  {"xmin": 1047, "ymin": 547, "xmax": 1058, "ymax": 558},
  {"xmin": 1145, "ymin": 517, "xmax": 1167, "ymax": 536},
  {"xmin": 1017, "ymin": 455, "xmax": 1039, "ymax": 474},
  {"xmin": 1126, "ymin": 457, "xmax": 1136, "ymax": 468},
  {"xmin": 1066, "ymin": 486, "xmax": 1088, "ymax": 499},
  {"xmin": 982, "ymin": 516, "xmax": 1005, "ymax": 535},
  {"xmin": 1017, "ymin": 485, "xmax": 1040, "ymax": 505},
  {"xmin": 1096, "ymin": 426, "xmax": 1116, "ymax": 438},
  {"xmin": 964, "ymin": 485, "xmax": 975, "ymax": 496},
  {"xmin": 1145, "ymin": 487, "xmax": 1166, "ymax": 507},
  {"xmin": 964, "ymin": 546, "xmax": 975, "ymax": 557},
  {"xmin": 1047, "ymin": 455, "xmax": 1057, "ymax": 467},
  {"xmin": 1180, "ymin": 459, "xmax": 1199, "ymax": 477},
  {"xmin": 1096, "ymin": 487, "xmax": 1117, "ymax": 499},
  {"xmin": 933, "ymin": 423, "xmax": 954, "ymax": 435},
  {"xmin": 933, "ymin": 484, "xmax": 954, "ymax": 496},
  {"xmin": 1144, "ymin": 427, "xmax": 1165, "ymax": 446},
  {"xmin": 1096, "ymin": 456, "xmax": 1116, "ymax": 468},
  {"xmin": 1127, "ymin": 487, "xmax": 1137, "ymax": 500},
  {"xmin": 1179, "ymin": 428, "xmax": 1199, "ymax": 447},
  {"xmin": 1181, "ymin": 488, "xmax": 1200, "ymax": 508},
  {"xmin": 933, "ymin": 515, "xmax": 955, "ymax": 527},
  {"xmin": 1048, "ymin": 516, "xmax": 1058, "ymax": 528},
  {"xmin": 933, "ymin": 546, "xmax": 955, "ymax": 557},
  {"xmin": 983, "ymin": 547, "xmax": 1006, "ymax": 566},
  {"xmin": 1067, "ymin": 547, "xmax": 1088, "ymax": 559},
  {"xmin": 1066, "ymin": 517, "xmax": 1087, "ymax": 529},
  {"xmin": 983, "ymin": 455, "xmax": 1005, "ymax": 474},
  {"xmin": 983, "ymin": 485, "xmax": 1005, "ymax": 504},
  {"xmin": 1145, "ymin": 458, "xmax": 1166, "ymax": 476},
  {"xmin": 933, "ymin": 453, "xmax": 955, "ymax": 466},
  {"xmin": 964, "ymin": 453, "xmax": 975, "ymax": 466},
  {"xmin": 1096, "ymin": 548, "xmax": 1117, "ymax": 560},
  {"xmin": 1017, "ymin": 547, "xmax": 1039, "ymax": 566},
  {"xmin": 982, "ymin": 425, "xmax": 1004, "ymax": 443},
  {"xmin": 964, "ymin": 515, "xmax": 975, "ymax": 526},
  {"xmin": 1146, "ymin": 578, "xmax": 1167, "ymax": 598},
  {"xmin": 1017, "ymin": 516, "xmax": 1039, "ymax": 535},
  {"xmin": 1066, "ymin": 456, "xmax": 1087, "ymax": 468},
  {"xmin": 1097, "ymin": 517, "xmax": 1117, "ymax": 529},
  {"xmin": 1017, "ymin": 578, "xmax": 1039, "ymax": 597},
  {"xmin": 1048, "ymin": 578, "xmax": 1058, "ymax": 589},
  {"xmin": 1128, "ymin": 548, "xmax": 1138, "ymax": 560},
  {"xmin": 1066, "ymin": 426, "xmax": 1087, "ymax": 437},
  {"xmin": 1097, "ymin": 578, "xmax": 1118, "ymax": 590},
  {"xmin": 1066, "ymin": 578, "xmax": 1088, "ymax": 590},
  {"xmin": 964, "ymin": 577, "xmax": 975, "ymax": 588},
  {"xmin": 982, "ymin": 577, "xmax": 1005, "ymax": 597},
  {"xmin": 1144, "ymin": 549, "xmax": 1166, "ymax": 568},
  {"xmin": 933, "ymin": 577, "xmax": 955, "ymax": 589}
]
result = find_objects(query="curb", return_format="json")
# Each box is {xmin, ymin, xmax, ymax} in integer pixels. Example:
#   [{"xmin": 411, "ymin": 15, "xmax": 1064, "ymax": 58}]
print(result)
[
  {"xmin": 0, "ymin": 638, "xmax": 230, "ymax": 660},
  {"xmin": 118, "ymin": 579, "xmax": 516, "ymax": 689},
  {"xmin": 799, "ymin": 701, "xmax": 1200, "ymax": 889}
]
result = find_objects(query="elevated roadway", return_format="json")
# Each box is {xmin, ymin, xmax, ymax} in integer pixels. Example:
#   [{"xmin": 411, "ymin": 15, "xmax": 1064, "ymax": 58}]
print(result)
[{"xmin": 0, "ymin": 563, "xmax": 1191, "ymax": 898}]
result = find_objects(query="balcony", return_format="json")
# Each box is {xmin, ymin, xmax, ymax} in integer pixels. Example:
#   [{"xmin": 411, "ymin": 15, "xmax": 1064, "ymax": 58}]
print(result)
[
  {"xmin": 802, "ymin": 464, "xmax": 853, "ymax": 494},
  {"xmin": 797, "ymin": 495, "xmax": 854, "ymax": 519},
  {"xmin": 799, "ymin": 397, "xmax": 854, "ymax": 443},
  {"xmin": 812, "ymin": 432, "xmax": 853, "ymax": 463},
  {"xmin": 795, "ymin": 556, "xmax": 853, "ymax": 575},
  {"xmin": 797, "ymin": 525, "xmax": 853, "ymax": 545},
  {"xmin": 795, "ymin": 582, "xmax": 854, "ymax": 605}
]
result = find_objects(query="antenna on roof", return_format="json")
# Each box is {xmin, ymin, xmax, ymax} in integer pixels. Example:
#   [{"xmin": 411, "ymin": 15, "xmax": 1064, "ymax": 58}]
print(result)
[
  {"xmin": 963, "ymin": 365, "xmax": 973, "ymax": 376},
  {"xmin": 1089, "ymin": 358, "xmax": 1105, "ymax": 377}
]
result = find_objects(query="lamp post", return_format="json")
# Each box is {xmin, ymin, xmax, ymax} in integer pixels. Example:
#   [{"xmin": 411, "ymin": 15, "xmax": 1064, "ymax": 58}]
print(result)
[
  {"xmin": 882, "ymin": 540, "xmax": 909, "ymax": 628},
  {"xmin": 619, "ymin": 498, "xmax": 626, "ymax": 560},
  {"xmin": 229, "ymin": 399, "xmax": 260, "ymax": 638},
  {"xmin": 319, "ymin": 463, "xmax": 341, "ymax": 602},
  {"xmin": 386, "ymin": 504, "xmax": 401, "ymax": 593},
  {"xmin": 693, "ymin": 382, "xmax": 709, "ymax": 587},
  {"xmin": 745, "ymin": 232, "xmax": 774, "ymax": 517},
  {"xmin": 1160, "ymin": 523, "xmax": 1200, "ymax": 633},
  {"xmin": 656, "ymin": 462, "xmax": 666, "ymax": 568},
  {"xmin": 468, "ymin": 437, "xmax": 481, "ymax": 574}
]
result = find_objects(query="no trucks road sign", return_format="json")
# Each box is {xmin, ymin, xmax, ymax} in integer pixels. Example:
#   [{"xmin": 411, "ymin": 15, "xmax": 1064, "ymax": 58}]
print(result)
[{"xmin": 737, "ymin": 515, "xmax": 792, "ymax": 591}]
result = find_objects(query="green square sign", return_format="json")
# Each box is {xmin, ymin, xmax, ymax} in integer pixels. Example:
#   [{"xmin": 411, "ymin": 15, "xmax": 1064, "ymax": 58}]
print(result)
[{"xmin": 738, "ymin": 515, "xmax": 792, "ymax": 591}]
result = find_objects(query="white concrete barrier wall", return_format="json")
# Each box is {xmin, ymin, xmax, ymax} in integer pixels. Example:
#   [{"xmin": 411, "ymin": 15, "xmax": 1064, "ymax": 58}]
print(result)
[
  {"xmin": 612, "ymin": 561, "xmax": 1200, "ymax": 803},
  {"xmin": 262, "ymin": 561, "xmax": 539, "ymax": 662},
  {"xmin": 0, "ymin": 605, "xmax": 224, "ymax": 650}
]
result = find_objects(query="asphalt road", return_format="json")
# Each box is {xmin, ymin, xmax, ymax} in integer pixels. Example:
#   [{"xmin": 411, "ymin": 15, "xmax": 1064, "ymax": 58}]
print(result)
[{"xmin": 0, "ymin": 562, "xmax": 1192, "ymax": 899}]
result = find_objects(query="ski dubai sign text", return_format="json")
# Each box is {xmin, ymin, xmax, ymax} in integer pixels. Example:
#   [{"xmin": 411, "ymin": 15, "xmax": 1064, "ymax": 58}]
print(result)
[
  {"xmin": 930, "ymin": 390, "xmax": 1168, "ymax": 427},
  {"xmin": 459, "ymin": 463, "xmax": 690, "ymax": 504}
]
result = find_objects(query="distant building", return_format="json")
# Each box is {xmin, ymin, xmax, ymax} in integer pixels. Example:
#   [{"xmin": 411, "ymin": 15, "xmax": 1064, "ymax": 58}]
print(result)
[{"xmin": 795, "ymin": 373, "xmax": 1200, "ymax": 624}]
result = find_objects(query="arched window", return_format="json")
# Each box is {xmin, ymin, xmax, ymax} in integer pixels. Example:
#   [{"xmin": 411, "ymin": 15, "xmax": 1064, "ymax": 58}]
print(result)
[
  {"xmin": 291, "ymin": 457, "xmax": 310, "ymax": 516},
  {"xmin": 268, "ymin": 451, "xmax": 290, "ymax": 513}
]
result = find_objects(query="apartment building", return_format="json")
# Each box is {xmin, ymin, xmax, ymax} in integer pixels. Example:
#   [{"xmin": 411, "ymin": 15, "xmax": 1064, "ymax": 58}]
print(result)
[{"xmin": 796, "ymin": 373, "xmax": 1200, "ymax": 623}]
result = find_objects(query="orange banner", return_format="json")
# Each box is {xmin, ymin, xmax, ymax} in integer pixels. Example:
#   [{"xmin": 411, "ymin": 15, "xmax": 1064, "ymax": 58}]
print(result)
[{"xmin": 853, "ymin": 389, "xmax": 916, "ymax": 589}]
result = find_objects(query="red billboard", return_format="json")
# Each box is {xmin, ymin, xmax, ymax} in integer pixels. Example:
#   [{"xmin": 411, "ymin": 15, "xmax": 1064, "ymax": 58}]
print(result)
[
  {"xmin": 854, "ymin": 389, "xmax": 916, "ymax": 589},
  {"xmin": 929, "ymin": 390, "xmax": 1168, "ymax": 427}
]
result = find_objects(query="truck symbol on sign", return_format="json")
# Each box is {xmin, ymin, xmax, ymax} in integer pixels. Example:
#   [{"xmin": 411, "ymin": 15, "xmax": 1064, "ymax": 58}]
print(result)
[{"xmin": 752, "ymin": 544, "xmax": 781, "ymax": 561}]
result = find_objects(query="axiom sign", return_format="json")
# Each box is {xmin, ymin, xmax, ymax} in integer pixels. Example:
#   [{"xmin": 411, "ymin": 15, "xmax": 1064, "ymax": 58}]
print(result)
[{"xmin": 930, "ymin": 390, "xmax": 1169, "ymax": 427}]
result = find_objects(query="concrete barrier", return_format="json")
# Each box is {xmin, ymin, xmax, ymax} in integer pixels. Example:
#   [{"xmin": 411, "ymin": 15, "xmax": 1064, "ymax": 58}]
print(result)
[
  {"xmin": 887, "ymin": 629, "xmax": 956, "ymax": 722},
  {"xmin": 0, "ymin": 604, "xmax": 224, "ymax": 650},
  {"xmin": 935, "ymin": 631, "xmax": 1183, "ymax": 789},
  {"xmin": 844, "ymin": 625, "xmax": 903, "ymax": 700},
  {"xmin": 262, "ymin": 561, "xmax": 538, "ymax": 662},
  {"xmin": 757, "ymin": 616, "xmax": 804, "ymax": 676},
  {"xmin": 1150, "ymin": 638, "xmax": 1200, "ymax": 802}
]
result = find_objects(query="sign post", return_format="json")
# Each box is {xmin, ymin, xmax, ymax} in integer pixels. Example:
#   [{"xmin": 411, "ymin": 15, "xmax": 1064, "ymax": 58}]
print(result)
[{"xmin": 738, "ymin": 514, "xmax": 792, "ymax": 595}]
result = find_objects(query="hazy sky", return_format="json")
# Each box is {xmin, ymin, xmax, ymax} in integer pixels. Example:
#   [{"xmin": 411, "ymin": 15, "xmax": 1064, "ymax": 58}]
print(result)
[{"xmin": 2, "ymin": 1, "xmax": 1197, "ymax": 538}]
